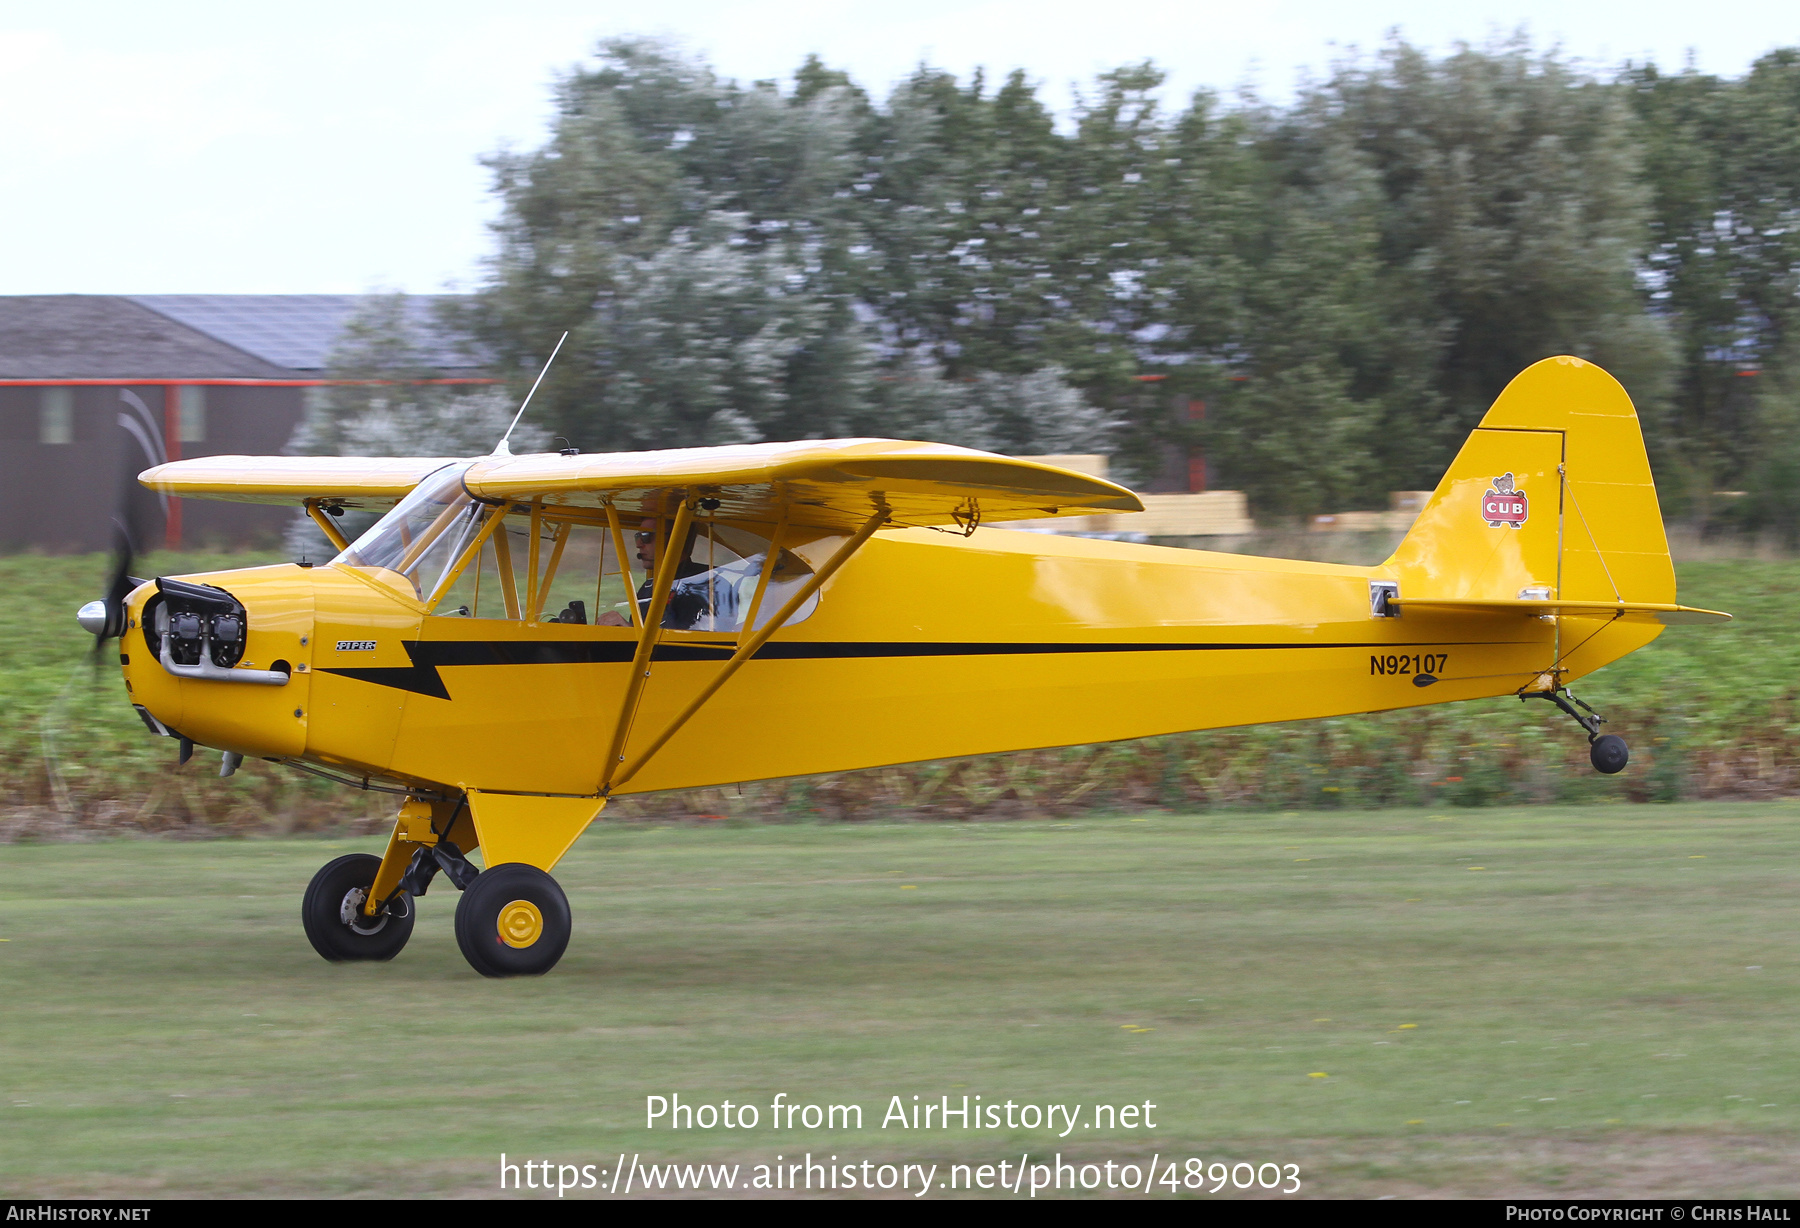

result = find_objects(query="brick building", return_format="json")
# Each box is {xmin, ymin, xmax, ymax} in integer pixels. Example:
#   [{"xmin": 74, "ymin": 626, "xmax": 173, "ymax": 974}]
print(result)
[{"xmin": 0, "ymin": 295, "xmax": 484, "ymax": 552}]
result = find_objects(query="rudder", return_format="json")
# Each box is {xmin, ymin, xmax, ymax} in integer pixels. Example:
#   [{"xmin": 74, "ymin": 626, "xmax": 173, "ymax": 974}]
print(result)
[{"xmin": 1386, "ymin": 355, "xmax": 1675, "ymax": 609}]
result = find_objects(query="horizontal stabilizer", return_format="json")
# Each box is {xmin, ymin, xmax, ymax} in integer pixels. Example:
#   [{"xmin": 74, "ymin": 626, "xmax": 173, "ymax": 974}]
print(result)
[{"xmin": 1388, "ymin": 597, "xmax": 1731, "ymax": 625}]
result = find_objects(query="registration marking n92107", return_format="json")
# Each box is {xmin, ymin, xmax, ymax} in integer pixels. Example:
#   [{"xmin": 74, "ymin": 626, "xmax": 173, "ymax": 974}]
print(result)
[{"xmin": 1371, "ymin": 652, "xmax": 1447, "ymax": 677}]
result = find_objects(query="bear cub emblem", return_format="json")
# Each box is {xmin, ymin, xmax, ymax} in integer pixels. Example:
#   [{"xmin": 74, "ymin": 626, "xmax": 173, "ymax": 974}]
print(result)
[{"xmin": 1482, "ymin": 473, "xmax": 1528, "ymax": 528}]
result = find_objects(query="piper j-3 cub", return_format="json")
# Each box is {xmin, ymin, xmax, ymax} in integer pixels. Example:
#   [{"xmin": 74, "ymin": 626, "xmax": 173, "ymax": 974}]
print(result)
[{"xmin": 81, "ymin": 356, "xmax": 1728, "ymax": 977}]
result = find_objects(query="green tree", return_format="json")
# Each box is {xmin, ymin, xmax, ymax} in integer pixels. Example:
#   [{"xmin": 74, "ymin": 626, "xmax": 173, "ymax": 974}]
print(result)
[
  {"xmin": 1297, "ymin": 40, "xmax": 1674, "ymax": 489},
  {"xmin": 853, "ymin": 64, "xmax": 1073, "ymax": 375},
  {"xmin": 1626, "ymin": 49, "xmax": 1800, "ymax": 516},
  {"xmin": 582, "ymin": 211, "xmax": 858, "ymax": 447},
  {"xmin": 1195, "ymin": 137, "xmax": 1398, "ymax": 516},
  {"xmin": 471, "ymin": 40, "xmax": 875, "ymax": 449},
  {"xmin": 462, "ymin": 36, "xmax": 1800, "ymax": 525},
  {"xmin": 472, "ymin": 40, "xmax": 1111, "ymax": 456}
]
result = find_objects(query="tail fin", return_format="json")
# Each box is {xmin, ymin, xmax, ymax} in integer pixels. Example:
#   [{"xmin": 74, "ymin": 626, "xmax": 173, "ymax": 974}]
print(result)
[{"xmin": 1385, "ymin": 355, "xmax": 1676, "ymax": 610}]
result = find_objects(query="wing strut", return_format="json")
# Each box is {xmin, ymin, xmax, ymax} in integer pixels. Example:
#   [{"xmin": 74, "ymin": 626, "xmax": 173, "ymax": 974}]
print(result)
[
  {"xmin": 599, "ymin": 499, "xmax": 695, "ymax": 791},
  {"xmin": 304, "ymin": 499, "xmax": 351, "ymax": 552},
  {"xmin": 603, "ymin": 503, "xmax": 888, "ymax": 796},
  {"xmin": 601, "ymin": 501, "xmax": 642, "ymax": 628}
]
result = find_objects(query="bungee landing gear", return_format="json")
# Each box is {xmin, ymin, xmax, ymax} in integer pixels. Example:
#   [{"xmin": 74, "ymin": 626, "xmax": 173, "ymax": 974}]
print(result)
[
  {"xmin": 1521, "ymin": 687, "xmax": 1630, "ymax": 775},
  {"xmin": 302, "ymin": 791, "xmax": 595, "ymax": 977},
  {"xmin": 301, "ymin": 840, "xmax": 574, "ymax": 977}
]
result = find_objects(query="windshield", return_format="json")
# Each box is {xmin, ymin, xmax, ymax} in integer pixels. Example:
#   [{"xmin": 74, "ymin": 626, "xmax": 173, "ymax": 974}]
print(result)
[{"xmin": 332, "ymin": 463, "xmax": 492, "ymax": 602}]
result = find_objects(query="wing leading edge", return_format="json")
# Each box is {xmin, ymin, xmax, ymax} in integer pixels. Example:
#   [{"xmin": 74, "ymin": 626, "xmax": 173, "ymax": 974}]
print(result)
[{"xmin": 138, "ymin": 455, "xmax": 465, "ymax": 510}]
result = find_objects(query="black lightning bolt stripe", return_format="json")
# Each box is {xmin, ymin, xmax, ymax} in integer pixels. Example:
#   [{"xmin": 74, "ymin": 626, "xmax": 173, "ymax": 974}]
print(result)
[
  {"xmin": 316, "ymin": 639, "xmax": 691, "ymax": 699},
  {"xmin": 313, "ymin": 638, "xmax": 1525, "ymax": 699}
]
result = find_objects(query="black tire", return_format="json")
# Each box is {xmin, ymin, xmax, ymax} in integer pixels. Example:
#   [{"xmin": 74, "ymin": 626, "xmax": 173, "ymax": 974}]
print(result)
[
  {"xmin": 301, "ymin": 853, "xmax": 415, "ymax": 962},
  {"xmin": 453, "ymin": 864, "xmax": 571, "ymax": 978},
  {"xmin": 1590, "ymin": 734, "xmax": 1630, "ymax": 775}
]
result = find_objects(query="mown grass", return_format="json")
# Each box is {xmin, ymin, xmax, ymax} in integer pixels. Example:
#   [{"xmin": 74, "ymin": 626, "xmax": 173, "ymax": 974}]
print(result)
[
  {"xmin": 1, "ymin": 551, "xmax": 1793, "ymax": 835},
  {"xmin": 4, "ymin": 805, "xmax": 1800, "ymax": 1198}
]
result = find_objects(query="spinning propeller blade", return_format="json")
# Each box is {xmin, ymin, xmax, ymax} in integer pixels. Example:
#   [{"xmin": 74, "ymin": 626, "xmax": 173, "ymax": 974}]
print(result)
[{"xmin": 84, "ymin": 391, "xmax": 169, "ymax": 657}]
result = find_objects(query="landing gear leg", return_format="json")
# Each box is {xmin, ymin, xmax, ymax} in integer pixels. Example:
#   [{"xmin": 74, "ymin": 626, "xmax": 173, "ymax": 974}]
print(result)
[
  {"xmin": 393, "ymin": 839, "xmax": 482, "ymax": 900},
  {"xmin": 1521, "ymin": 688, "xmax": 1629, "ymax": 774},
  {"xmin": 302, "ymin": 797, "xmax": 480, "ymax": 966}
]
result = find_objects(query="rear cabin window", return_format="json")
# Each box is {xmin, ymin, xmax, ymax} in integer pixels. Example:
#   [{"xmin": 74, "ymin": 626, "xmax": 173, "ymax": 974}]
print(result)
[{"xmin": 659, "ymin": 522, "xmax": 817, "ymax": 632}]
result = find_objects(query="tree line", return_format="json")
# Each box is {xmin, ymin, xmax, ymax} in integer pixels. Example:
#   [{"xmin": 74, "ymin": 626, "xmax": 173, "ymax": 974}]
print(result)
[{"xmin": 320, "ymin": 38, "xmax": 1800, "ymax": 532}]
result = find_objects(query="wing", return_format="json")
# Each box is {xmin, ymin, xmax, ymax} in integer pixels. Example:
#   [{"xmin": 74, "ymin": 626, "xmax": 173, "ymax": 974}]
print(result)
[
  {"xmin": 462, "ymin": 439, "xmax": 1144, "ymax": 530},
  {"xmin": 138, "ymin": 455, "xmax": 469, "ymax": 509},
  {"xmin": 138, "ymin": 440, "xmax": 1143, "ymax": 529}
]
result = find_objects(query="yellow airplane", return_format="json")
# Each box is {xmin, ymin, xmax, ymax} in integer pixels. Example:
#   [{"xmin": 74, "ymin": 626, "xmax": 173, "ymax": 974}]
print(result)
[{"xmin": 82, "ymin": 355, "xmax": 1727, "ymax": 977}]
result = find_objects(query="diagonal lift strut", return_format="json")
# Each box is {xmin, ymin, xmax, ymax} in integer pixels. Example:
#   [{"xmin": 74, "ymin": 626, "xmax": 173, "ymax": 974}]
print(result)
[{"xmin": 602, "ymin": 503, "xmax": 888, "ymax": 795}]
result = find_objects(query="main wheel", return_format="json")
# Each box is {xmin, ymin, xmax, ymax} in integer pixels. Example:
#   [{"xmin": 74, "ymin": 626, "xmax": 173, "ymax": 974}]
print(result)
[
  {"xmin": 1590, "ymin": 734, "xmax": 1630, "ymax": 775},
  {"xmin": 302, "ymin": 853, "xmax": 415, "ymax": 962},
  {"xmin": 453, "ymin": 864, "xmax": 572, "ymax": 978}
]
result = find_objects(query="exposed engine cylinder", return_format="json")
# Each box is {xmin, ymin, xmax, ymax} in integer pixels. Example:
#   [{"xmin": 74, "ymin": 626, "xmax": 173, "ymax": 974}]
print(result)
[{"xmin": 144, "ymin": 578, "xmax": 248, "ymax": 670}]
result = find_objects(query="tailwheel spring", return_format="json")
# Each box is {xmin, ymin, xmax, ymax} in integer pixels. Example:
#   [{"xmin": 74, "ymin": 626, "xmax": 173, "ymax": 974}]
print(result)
[{"xmin": 1521, "ymin": 688, "xmax": 1630, "ymax": 776}]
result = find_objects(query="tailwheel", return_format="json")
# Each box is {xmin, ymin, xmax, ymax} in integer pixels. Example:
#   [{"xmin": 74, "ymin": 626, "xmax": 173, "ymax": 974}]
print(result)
[
  {"xmin": 453, "ymin": 863, "xmax": 572, "ymax": 977},
  {"xmin": 1589, "ymin": 734, "xmax": 1630, "ymax": 775},
  {"xmin": 1521, "ymin": 688, "xmax": 1630, "ymax": 775},
  {"xmin": 301, "ymin": 853, "xmax": 415, "ymax": 962}
]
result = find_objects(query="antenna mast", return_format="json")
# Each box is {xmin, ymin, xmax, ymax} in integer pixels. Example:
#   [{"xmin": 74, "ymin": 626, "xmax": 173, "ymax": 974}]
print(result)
[{"xmin": 495, "ymin": 331, "xmax": 569, "ymax": 455}]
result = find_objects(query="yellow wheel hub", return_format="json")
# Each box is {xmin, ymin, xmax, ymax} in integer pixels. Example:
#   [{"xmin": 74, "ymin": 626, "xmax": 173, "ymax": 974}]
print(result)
[{"xmin": 497, "ymin": 900, "xmax": 543, "ymax": 949}]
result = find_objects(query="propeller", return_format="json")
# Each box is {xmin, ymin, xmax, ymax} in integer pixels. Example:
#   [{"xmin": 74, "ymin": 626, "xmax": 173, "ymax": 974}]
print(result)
[{"xmin": 78, "ymin": 390, "xmax": 168, "ymax": 657}]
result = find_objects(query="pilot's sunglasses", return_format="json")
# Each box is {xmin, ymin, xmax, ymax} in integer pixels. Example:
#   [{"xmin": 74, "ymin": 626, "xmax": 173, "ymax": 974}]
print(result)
[{"xmin": 634, "ymin": 531, "xmax": 656, "ymax": 543}]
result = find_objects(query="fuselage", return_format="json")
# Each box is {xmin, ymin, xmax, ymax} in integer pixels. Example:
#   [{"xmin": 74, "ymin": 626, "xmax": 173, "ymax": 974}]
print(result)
[{"xmin": 119, "ymin": 526, "xmax": 1656, "ymax": 797}]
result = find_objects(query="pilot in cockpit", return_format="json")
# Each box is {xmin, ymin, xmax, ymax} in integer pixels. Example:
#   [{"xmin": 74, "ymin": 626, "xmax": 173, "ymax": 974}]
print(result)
[{"xmin": 595, "ymin": 518, "xmax": 710, "ymax": 628}]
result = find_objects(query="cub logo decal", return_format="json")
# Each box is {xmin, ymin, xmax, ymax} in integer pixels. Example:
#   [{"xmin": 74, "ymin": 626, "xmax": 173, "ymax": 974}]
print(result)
[{"xmin": 1482, "ymin": 473, "xmax": 1528, "ymax": 529}]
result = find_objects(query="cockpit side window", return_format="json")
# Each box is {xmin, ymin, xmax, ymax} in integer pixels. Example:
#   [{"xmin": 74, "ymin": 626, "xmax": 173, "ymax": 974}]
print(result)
[
  {"xmin": 429, "ymin": 505, "xmax": 634, "ymax": 622},
  {"xmin": 400, "ymin": 492, "xmax": 825, "ymax": 631}
]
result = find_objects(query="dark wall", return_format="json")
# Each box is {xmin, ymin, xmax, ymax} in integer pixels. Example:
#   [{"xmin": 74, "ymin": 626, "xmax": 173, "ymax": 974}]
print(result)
[{"xmin": 0, "ymin": 383, "xmax": 304, "ymax": 553}]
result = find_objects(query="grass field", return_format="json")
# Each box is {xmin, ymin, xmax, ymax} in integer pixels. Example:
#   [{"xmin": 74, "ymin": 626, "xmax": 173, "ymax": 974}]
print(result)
[{"xmin": 6, "ymin": 804, "xmax": 1800, "ymax": 1199}]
